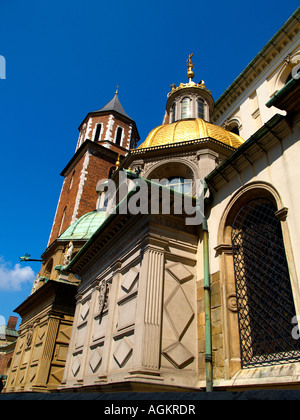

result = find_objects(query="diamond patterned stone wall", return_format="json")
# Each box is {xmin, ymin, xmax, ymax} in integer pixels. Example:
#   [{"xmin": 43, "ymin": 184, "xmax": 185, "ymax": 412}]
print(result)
[
  {"xmin": 113, "ymin": 337, "xmax": 133, "ymax": 368},
  {"xmin": 161, "ymin": 262, "xmax": 196, "ymax": 370}
]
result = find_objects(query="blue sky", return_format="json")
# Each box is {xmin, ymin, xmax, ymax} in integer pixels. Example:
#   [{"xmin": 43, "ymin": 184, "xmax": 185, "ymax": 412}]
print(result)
[{"xmin": 0, "ymin": 0, "xmax": 299, "ymax": 327}]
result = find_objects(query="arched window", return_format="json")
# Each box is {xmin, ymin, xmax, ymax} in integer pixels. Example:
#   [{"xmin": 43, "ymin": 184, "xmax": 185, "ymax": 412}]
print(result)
[
  {"xmin": 44, "ymin": 259, "xmax": 53, "ymax": 279},
  {"xmin": 115, "ymin": 127, "xmax": 123, "ymax": 146},
  {"xmin": 59, "ymin": 207, "xmax": 67, "ymax": 236},
  {"xmin": 94, "ymin": 124, "xmax": 102, "ymax": 142},
  {"xmin": 172, "ymin": 103, "xmax": 176, "ymax": 123},
  {"xmin": 96, "ymin": 179, "xmax": 116, "ymax": 211},
  {"xmin": 161, "ymin": 177, "xmax": 192, "ymax": 195},
  {"xmin": 69, "ymin": 170, "xmax": 75, "ymax": 190},
  {"xmin": 230, "ymin": 126, "xmax": 240, "ymax": 136},
  {"xmin": 198, "ymin": 99, "xmax": 205, "ymax": 119},
  {"xmin": 224, "ymin": 119, "xmax": 241, "ymax": 136},
  {"xmin": 97, "ymin": 190, "xmax": 109, "ymax": 210},
  {"xmin": 181, "ymin": 97, "xmax": 191, "ymax": 119},
  {"xmin": 231, "ymin": 197, "xmax": 300, "ymax": 367}
]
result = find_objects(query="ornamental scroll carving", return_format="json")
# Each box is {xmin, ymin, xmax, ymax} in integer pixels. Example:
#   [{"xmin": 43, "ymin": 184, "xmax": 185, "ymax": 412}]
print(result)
[
  {"xmin": 98, "ymin": 280, "xmax": 109, "ymax": 316},
  {"xmin": 26, "ymin": 324, "xmax": 34, "ymax": 347}
]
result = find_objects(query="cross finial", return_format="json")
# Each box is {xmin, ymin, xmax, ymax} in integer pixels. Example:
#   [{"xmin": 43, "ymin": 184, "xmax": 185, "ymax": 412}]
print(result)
[{"xmin": 116, "ymin": 85, "xmax": 119, "ymax": 95}]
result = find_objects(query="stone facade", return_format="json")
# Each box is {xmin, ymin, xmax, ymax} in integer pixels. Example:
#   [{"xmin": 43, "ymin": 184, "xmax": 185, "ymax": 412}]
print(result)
[
  {"xmin": 60, "ymin": 206, "xmax": 199, "ymax": 391},
  {"xmin": 5, "ymin": 282, "xmax": 76, "ymax": 392}
]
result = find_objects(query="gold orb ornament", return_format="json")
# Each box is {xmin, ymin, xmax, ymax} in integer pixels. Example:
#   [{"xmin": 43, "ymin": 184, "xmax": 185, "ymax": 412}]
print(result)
[{"xmin": 186, "ymin": 53, "xmax": 195, "ymax": 81}]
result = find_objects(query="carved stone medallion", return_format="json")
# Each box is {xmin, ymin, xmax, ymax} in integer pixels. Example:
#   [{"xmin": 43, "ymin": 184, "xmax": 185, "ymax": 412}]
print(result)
[{"xmin": 227, "ymin": 293, "xmax": 238, "ymax": 313}]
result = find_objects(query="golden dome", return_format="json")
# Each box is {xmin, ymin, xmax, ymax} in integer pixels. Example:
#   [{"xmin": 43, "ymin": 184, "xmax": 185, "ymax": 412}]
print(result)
[{"xmin": 139, "ymin": 118, "xmax": 244, "ymax": 149}]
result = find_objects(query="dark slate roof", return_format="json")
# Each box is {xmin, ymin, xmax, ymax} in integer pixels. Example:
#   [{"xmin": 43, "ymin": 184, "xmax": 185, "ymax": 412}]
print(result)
[{"xmin": 95, "ymin": 93, "xmax": 132, "ymax": 120}]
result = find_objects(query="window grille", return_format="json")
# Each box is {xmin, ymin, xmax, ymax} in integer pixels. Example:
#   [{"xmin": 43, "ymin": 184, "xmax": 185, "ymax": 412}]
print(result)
[{"xmin": 231, "ymin": 198, "xmax": 300, "ymax": 368}]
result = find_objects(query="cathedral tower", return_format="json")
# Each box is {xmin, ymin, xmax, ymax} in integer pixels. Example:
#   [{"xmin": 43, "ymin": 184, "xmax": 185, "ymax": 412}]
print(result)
[{"xmin": 48, "ymin": 92, "xmax": 139, "ymax": 245}]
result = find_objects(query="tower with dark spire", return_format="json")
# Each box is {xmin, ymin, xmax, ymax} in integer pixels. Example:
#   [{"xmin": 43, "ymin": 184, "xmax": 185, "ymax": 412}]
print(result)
[
  {"xmin": 48, "ymin": 92, "xmax": 139, "ymax": 245},
  {"xmin": 76, "ymin": 91, "xmax": 139, "ymax": 153}
]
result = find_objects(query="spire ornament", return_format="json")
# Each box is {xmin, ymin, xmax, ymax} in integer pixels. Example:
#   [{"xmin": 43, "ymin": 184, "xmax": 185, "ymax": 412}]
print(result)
[{"xmin": 186, "ymin": 53, "xmax": 195, "ymax": 81}]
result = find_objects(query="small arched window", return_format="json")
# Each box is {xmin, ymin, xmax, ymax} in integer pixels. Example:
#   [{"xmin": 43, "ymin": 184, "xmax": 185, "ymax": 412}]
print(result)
[
  {"xmin": 69, "ymin": 170, "xmax": 75, "ymax": 190},
  {"xmin": 198, "ymin": 99, "xmax": 205, "ymax": 119},
  {"xmin": 97, "ymin": 190, "xmax": 109, "ymax": 210},
  {"xmin": 172, "ymin": 103, "xmax": 176, "ymax": 123},
  {"xmin": 115, "ymin": 127, "xmax": 123, "ymax": 146},
  {"xmin": 44, "ymin": 259, "xmax": 54, "ymax": 279},
  {"xmin": 224, "ymin": 120, "xmax": 241, "ymax": 136},
  {"xmin": 230, "ymin": 125, "xmax": 240, "ymax": 136},
  {"xmin": 59, "ymin": 206, "xmax": 67, "ymax": 236},
  {"xmin": 181, "ymin": 98, "xmax": 191, "ymax": 119},
  {"xmin": 94, "ymin": 124, "xmax": 102, "ymax": 142}
]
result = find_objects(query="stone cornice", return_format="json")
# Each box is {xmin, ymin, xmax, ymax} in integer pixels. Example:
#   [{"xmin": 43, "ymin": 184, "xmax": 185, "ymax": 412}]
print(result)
[
  {"xmin": 60, "ymin": 140, "xmax": 121, "ymax": 177},
  {"xmin": 205, "ymin": 114, "xmax": 291, "ymax": 191},
  {"xmin": 14, "ymin": 280, "xmax": 77, "ymax": 319},
  {"xmin": 212, "ymin": 9, "xmax": 300, "ymax": 122}
]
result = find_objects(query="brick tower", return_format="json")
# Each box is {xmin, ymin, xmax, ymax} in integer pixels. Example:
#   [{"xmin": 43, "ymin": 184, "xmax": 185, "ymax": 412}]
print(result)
[{"xmin": 48, "ymin": 91, "xmax": 139, "ymax": 245}]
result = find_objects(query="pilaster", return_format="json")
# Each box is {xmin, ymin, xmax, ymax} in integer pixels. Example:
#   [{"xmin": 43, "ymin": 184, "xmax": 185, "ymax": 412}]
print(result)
[
  {"xmin": 32, "ymin": 316, "xmax": 59, "ymax": 391},
  {"xmin": 130, "ymin": 237, "xmax": 167, "ymax": 378}
]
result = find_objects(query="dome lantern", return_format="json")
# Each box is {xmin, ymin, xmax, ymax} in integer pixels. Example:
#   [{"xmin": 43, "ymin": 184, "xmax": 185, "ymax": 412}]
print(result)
[{"xmin": 166, "ymin": 54, "xmax": 214, "ymax": 123}]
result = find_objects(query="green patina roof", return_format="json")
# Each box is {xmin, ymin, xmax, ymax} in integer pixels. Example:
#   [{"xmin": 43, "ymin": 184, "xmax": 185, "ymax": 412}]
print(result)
[
  {"xmin": 58, "ymin": 211, "xmax": 107, "ymax": 241},
  {"xmin": 0, "ymin": 326, "xmax": 18, "ymax": 338}
]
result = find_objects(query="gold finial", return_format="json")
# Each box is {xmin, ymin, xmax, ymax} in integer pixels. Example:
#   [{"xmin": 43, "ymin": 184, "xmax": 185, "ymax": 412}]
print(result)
[
  {"xmin": 115, "ymin": 85, "xmax": 119, "ymax": 95},
  {"xmin": 186, "ymin": 53, "xmax": 195, "ymax": 81},
  {"xmin": 115, "ymin": 154, "xmax": 120, "ymax": 168}
]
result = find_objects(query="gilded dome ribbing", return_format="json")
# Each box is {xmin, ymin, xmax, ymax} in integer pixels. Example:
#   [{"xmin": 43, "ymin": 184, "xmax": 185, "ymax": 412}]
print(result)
[{"xmin": 139, "ymin": 118, "xmax": 244, "ymax": 149}]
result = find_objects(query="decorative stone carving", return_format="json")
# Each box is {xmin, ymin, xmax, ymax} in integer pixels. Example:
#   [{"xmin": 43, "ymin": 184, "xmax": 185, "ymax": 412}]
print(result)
[
  {"xmin": 165, "ymin": 285, "xmax": 194, "ymax": 340},
  {"xmin": 121, "ymin": 267, "xmax": 139, "ymax": 293},
  {"xmin": 63, "ymin": 241, "xmax": 74, "ymax": 266},
  {"xmin": 285, "ymin": 53, "xmax": 292, "ymax": 64},
  {"xmin": 113, "ymin": 337, "xmax": 133, "ymax": 368},
  {"xmin": 98, "ymin": 280, "xmax": 108, "ymax": 316},
  {"xmin": 89, "ymin": 346, "xmax": 103, "ymax": 373},
  {"xmin": 167, "ymin": 262, "xmax": 193, "ymax": 284},
  {"xmin": 71, "ymin": 354, "xmax": 81, "ymax": 377},
  {"xmin": 80, "ymin": 301, "xmax": 90, "ymax": 321},
  {"xmin": 162, "ymin": 342, "xmax": 194, "ymax": 369},
  {"xmin": 227, "ymin": 293, "xmax": 238, "ymax": 313},
  {"xmin": 275, "ymin": 207, "xmax": 288, "ymax": 221},
  {"xmin": 31, "ymin": 273, "xmax": 41, "ymax": 295},
  {"xmin": 26, "ymin": 325, "xmax": 34, "ymax": 348}
]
